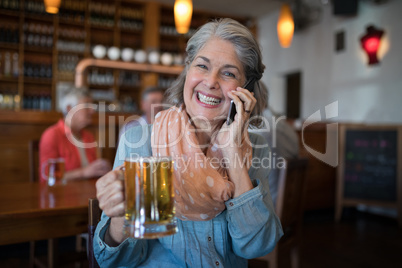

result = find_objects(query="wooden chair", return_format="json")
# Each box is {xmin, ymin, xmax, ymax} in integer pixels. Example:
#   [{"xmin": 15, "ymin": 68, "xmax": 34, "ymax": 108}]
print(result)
[
  {"xmin": 253, "ymin": 158, "xmax": 309, "ymax": 268},
  {"xmin": 28, "ymin": 139, "xmax": 60, "ymax": 267},
  {"xmin": 29, "ymin": 140, "xmax": 40, "ymax": 183},
  {"xmin": 28, "ymin": 139, "xmax": 86, "ymax": 268},
  {"xmin": 88, "ymin": 198, "xmax": 102, "ymax": 268}
]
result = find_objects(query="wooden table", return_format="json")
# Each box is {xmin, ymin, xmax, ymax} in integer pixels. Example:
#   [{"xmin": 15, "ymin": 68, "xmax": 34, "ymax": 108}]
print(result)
[{"xmin": 0, "ymin": 179, "xmax": 97, "ymax": 246}]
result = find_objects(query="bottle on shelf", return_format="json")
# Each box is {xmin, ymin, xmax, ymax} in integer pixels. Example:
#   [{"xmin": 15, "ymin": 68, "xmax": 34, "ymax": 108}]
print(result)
[
  {"xmin": 0, "ymin": 54, "xmax": 3, "ymax": 78},
  {"xmin": 0, "ymin": 91, "xmax": 17, "ymax": 110},
  {"xmin": 3, "ymin": 52, "xmax": 11, "ymax": 77},
  {"xmin": 12, "ymin": 52, "xmax": 18, "ymax": 78}
]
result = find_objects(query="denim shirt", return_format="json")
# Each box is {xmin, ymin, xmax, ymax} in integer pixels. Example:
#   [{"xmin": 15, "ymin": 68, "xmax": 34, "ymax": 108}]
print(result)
[{"xmin": 93, "ymin": 125, "xmax": 283, "ymax": 267}]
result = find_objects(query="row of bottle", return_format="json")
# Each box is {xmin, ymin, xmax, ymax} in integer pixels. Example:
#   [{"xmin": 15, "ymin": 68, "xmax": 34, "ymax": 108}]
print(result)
[
  {"xmin": 24, "ymin": 62, "xmax": 52, "ymax": 79},
  {"xmin": 24, "ymin": 0, "xmax": 48, "ymax": 15},
  {"xmin": 23, "ymin": 93, "xmax": 52, "ymax": 110},
  {"xmin": 119, "ymin": 19, "xmax": 144, "ymax": 31},
  {"xmin": 0, "ymin": 52, "xmax": 19, "ymax": 78},
  {"xmin": 121, "ymin": 7, "xmax": 144, "ymax": 20},
  {"xmin": 58, "ymin": 8, "xmax": 85, "ymax": 23},
  {"xmin": 60, "ymin": 0, "xmax": 86, "ymax": 12},
  {"xmin": 159, "ymin": 25, "xmax": 196, "ymax": 37},
  {"xmin": 89, "ymin": 2, "xmax": 115, "ymax": 16},
  {"xmin": 119, "ymin": 72, "xmax": 140, "ymax": 87},
  {"xmin": 23, "ymin": 22, "xmax": 54, "ymax": 48},
  {"xmin": 24, "ymin": 33, "xmax": 53, "ymax": 48},
  {"xmin": 24, "ymin": 23, "xmax": 54, "ymax": 35},
  {"xmin": 0, "ymin": 26, "xmax": 19, "ymax": 44},
  {"xmin": 0, "ymin": 0, "xmax": 19, "ymax": 10},
  {"xmin": 59, "ymin": 27, "xmax": 86, "ymax": 40},
  {"xmin": 90, "ymin": 15, "xmax": 145, "ymax": 30},
  {"xmin": 87, "ymin": 69, "xmax": 114, "ymax": 86},
  {"xmin": 0, "ymin": 91, "xmax": 52, "ymax": 110},
  {"xmin": 87, "ymin": 69, "xmax": 141, "ymax": 87},
  {"xmin": 0, "ymin": 0, "xmax": 143, "ymax": 20},
  {"xmin": 56, "ymin": 40, "xmax": 85, "ymax": 53},
  {"xmin": 158, "ymin": 76, "xmax": 176, "ymax": 89},
  {"xmin": 90, "ymin": 15, "xmax": 115, "ymax": 28},
  {"xmin": 58, "ymin": 54, "xmax": 80, "ymax": 73}
]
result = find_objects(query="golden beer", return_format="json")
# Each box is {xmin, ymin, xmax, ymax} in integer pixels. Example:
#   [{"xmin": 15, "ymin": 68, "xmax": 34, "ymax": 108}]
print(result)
[
  {"xmin": 124, "ymin": 156, "xmax": 177, "ymax": 239},
  {"xmin": 42, "ymin": 158, "xmax": 65, "ymax": 186}
]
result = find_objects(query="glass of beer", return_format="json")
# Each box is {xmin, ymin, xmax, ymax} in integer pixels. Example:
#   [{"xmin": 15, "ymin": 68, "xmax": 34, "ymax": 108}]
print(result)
[
  {"xmin": 41, "ymin": 158, "xmax": 65, "ymax": 186},
  {"xmin": 124, "ymin": 156, "xmax": 177, "ymax": 239}
]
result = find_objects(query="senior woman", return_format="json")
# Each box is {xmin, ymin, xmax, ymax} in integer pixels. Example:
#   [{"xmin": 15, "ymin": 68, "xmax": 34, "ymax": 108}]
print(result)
[{"xmin": 94, "ymin": 18, "xmax": 283, "ymax": 267}]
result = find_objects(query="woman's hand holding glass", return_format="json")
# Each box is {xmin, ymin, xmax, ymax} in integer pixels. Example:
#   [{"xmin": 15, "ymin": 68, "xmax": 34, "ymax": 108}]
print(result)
[{"xmin": 96, "ymin": 167, "xmax": 126, "ymax": 245}]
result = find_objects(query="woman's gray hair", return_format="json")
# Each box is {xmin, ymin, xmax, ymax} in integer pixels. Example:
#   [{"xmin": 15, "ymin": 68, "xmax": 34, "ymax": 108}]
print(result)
[
  {"xmin": 60, "ymin": 87, "xmax": 90, "ymax": 116},
  {"xmin": 165, "ymin": 18, "xmax": 267, "ymax": 127}
]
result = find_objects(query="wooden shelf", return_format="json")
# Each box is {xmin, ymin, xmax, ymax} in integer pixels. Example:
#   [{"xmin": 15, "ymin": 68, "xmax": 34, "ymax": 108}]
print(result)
[
  {"xmin": 88, "ymin": 84, "xmax": 114, "ymax": 90},
  {"xmin": 0, "ymin": 9, "xmax": 19, "ymax": 17},
  {"xmin": 75, "ymin": 58, "xmax": 184, "ymax": 88},
  {"xmin": 0, "ymin": 1, "xmax": 253, "ymax": 113},
  {"xmin": 89, "ymin": 24, "xmax": 115, "ymax": 31},
  {"xmin": 56, "ymin": 50, "xmax": 85, "ymax": 56},
  {"xmin": 24, "ymin": 13, "xmax": 54, "ymax": 22},
  {"xmin": 24, "ymin": 78, "xmax": 52, "ymax": 85},
  {"xmin": 119, "ymin": 28, "xmax": 142, "ymax": 35},
  {"xmin": 0, "ymin": 77, "xmax": 19, "ymax": 82},
  {"xmin": 58, "ymin": 18, "xmax": 86, "ymax": 26},
  {"xmin": 0, "ymin": 109, "xmax": 62, "ymax": 124},
  {"xmin": 24, "ymin": 46, "xmax": 54, "ymax": 54},
  {"xmin": 0, "ymin": 43, "xmax": 20, "ymax": 50}
]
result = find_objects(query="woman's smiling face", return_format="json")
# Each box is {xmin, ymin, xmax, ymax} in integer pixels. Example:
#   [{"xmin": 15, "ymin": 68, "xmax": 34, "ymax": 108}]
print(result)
[{"xmin": 183, "ymin": 37, "xmax": 246, "ymax": 129}]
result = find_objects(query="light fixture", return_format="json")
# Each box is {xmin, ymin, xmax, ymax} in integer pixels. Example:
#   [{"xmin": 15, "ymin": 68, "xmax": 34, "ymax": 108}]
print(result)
[
  {"xmin": 174, "ymin": 0, "xmax": 193, "ymax": 34},
  {"xmin": 277, "ymin": 3, "xmax": 295, "ymax": 48},
  {"xmin": 44, "ymin": 0, "xmax": 61, "ymax": 14},
  {"xmin": 360, "ymin": 25, "xmax": 384, "ymax": 65}
]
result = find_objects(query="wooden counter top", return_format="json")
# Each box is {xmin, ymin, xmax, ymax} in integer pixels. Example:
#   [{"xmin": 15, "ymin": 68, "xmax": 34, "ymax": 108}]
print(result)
[{"xmin": 0, "ymin": 179, "xmax": 97, "ymax": 246}]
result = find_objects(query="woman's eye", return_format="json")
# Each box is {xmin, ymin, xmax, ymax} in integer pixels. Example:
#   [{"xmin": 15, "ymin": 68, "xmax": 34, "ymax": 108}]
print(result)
[
  {"xmin": 223, "ymin": 71, "xmax": 235, "ymax": 78},
  {"xmin": 197, "ymin": 64, "xmax": 207, "ymax": 69}
]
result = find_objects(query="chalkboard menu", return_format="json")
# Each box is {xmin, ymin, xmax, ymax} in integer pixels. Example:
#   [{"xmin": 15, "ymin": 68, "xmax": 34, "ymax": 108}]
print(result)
[
  {"xmin": 343, "ymin": 129, "xmax": 397, "ymax": 201},
  {"xmin": 336, "ymin": 124, "xmax": 402, "ymax": 227}
]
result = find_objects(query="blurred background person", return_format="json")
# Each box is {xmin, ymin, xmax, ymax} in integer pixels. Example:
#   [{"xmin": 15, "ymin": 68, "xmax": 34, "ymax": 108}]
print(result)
[
  {"xmin": 250, "ymin": 81, "xmax": 299, "ymax": 205},
  {"xmin": 120, "ymin": 86, "xmax": 165, "ymax": 135},
  {"xmin": 39, "ymin": 87, "xmax": 111, "ymax": 182}
]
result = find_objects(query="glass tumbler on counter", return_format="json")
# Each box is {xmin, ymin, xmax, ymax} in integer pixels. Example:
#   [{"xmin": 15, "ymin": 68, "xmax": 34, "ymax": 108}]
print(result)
[
  {"xmin": 41, "ymin": 158, "xmax": 65, "ymax": 186},
  {"xmin": 124, "ymin": 156, "xmax": 177, "ymax": 239}
]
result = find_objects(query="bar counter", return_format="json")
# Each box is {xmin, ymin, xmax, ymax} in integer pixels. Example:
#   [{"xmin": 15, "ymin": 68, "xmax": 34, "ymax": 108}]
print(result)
[{"xmin": 0, "ymin": 179, "xmax": 97, "ymax": 246}]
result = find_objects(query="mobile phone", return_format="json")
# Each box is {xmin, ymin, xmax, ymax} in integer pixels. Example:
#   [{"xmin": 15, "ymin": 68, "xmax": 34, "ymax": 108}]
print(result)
[{"xmin": 226, "ymin": 79, "xmax": 255, "ymax": 125}]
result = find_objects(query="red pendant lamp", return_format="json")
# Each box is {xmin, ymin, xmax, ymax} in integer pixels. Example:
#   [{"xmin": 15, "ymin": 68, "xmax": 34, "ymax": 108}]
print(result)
[{"xmin": 360, "ymin": 25, "xmax": 384, "ymax": 65}]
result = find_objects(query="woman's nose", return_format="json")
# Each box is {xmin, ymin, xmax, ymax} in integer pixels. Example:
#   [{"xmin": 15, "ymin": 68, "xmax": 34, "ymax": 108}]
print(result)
[{"xmin": 204, "ymin": 72, "xmax": 219, "ymax": 89}]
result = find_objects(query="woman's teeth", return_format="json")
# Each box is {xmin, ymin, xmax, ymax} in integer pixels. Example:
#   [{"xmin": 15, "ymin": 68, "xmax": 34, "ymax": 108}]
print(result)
[{"xmin": 197, "ymin": 92, "xmax": 221, "ymax": 106}]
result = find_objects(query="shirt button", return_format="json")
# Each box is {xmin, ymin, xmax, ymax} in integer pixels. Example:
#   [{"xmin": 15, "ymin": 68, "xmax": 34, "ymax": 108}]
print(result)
[
  {"xmin": 215, "ymin": 261, "xmax": 220, "ymax": 266},
  {"xmin": 229, "ymin": 202, "xmax": 234, "ymax": 206},
  {"xmin": 208, "ymin": 236, "xmax": 212, "ymax": 241}
]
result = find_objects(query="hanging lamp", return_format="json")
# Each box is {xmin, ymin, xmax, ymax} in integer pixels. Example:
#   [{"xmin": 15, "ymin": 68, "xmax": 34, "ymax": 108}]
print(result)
[
  {"xmin": 277, "ymin": 3, "xmax": 294, "ymax": 48},
  {"xmin": 174, "ymin": 0, "xmax": 193, "ymax": 34},
  {"xmin": 44, "ymin": 0, "xmax": 61, "ymax": 14},
  {"xmin": 360, "ymin": 25, "xmax": 384, "ymax": 65}
]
